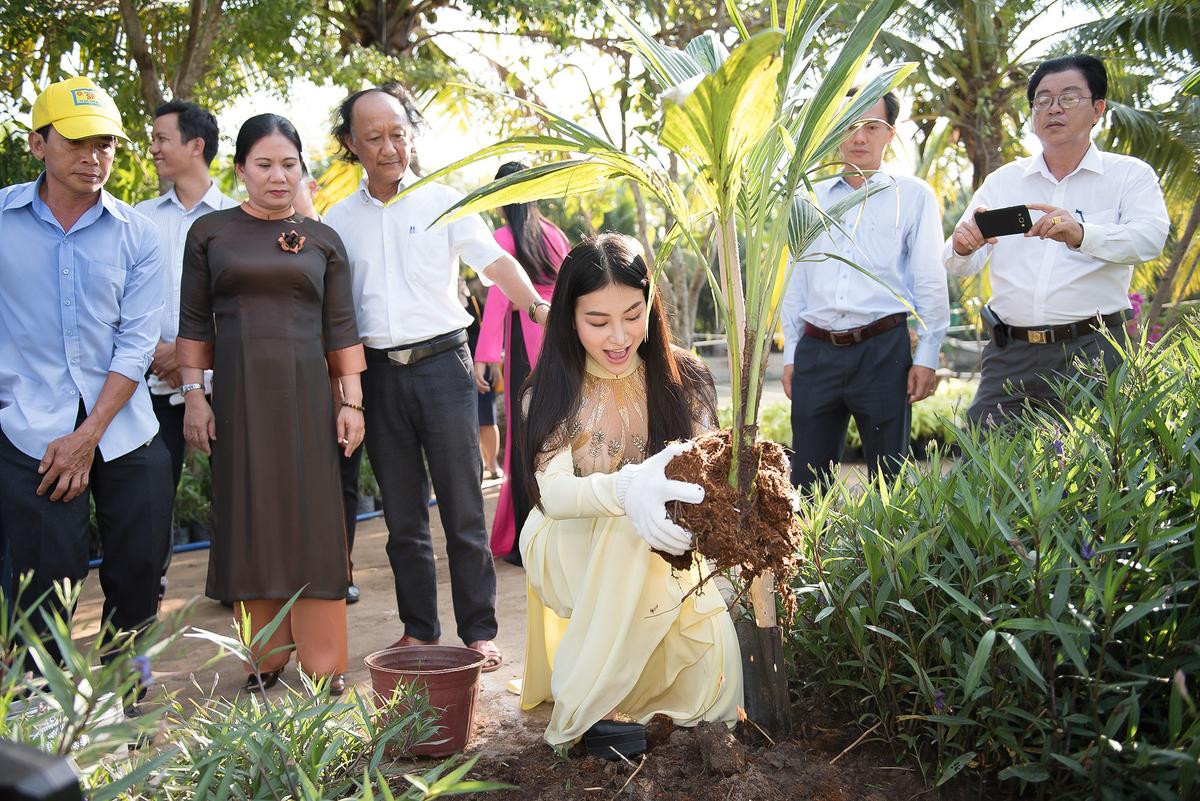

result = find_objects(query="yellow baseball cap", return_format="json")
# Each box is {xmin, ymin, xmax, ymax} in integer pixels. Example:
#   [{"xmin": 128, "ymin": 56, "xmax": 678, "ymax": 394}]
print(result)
[{"xmin": 31, "ymin": 76, "xmax": 129, "ymax": 141}]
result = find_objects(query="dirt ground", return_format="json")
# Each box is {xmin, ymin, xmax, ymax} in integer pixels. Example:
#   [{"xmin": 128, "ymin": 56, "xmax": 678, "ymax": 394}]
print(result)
[{"xmin": 73, "ymin": 472, "xmax": 983, "ymax": 800}]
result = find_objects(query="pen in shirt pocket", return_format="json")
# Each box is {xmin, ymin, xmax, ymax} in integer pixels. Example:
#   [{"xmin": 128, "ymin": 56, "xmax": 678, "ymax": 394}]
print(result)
[{"xmin": 1075, "ymin": 209, "xmax": 1085, "ymax": 223}]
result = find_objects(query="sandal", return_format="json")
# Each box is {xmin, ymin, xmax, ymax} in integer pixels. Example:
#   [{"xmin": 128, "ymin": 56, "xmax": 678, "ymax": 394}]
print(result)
[
  {"xmin": 388, "ymin": 635, "xmax": 440, "ymax": 649},
  {"xmin": 244, "ymin": 668, "xmax": 283, "ymax": 693},
  {"xmin": 467, "ymin": 640, "xmax": 503, "ymax": 673}
]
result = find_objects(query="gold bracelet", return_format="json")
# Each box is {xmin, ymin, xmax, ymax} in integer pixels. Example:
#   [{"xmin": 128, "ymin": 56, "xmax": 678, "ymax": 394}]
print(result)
[
  {"xmin": 528, "ymin": 300, "xmax": 550, "ymax": 321},
  {"xmin": 341, "ymin": 400, "xmax": 364, "ymax": 412}
]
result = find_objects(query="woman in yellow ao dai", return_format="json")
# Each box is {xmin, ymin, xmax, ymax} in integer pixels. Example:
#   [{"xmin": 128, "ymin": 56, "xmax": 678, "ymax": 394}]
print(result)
[{"xmin": 517, "ymin": 233, "xmax": 743, "ymax": 752}]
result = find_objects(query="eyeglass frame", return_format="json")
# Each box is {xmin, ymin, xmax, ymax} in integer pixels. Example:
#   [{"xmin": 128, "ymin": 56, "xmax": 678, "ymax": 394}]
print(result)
[
  {"xmin": 1030, "ymin": 92, "xmax": 1095, "ymax": 112},
  {"xmin": 844, "ymin": 117, "xmax": 896, "ymax": 136}
]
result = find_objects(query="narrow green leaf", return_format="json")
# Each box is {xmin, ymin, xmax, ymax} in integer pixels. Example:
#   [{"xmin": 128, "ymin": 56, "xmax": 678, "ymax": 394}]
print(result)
[
  {"xmin": 962, "ymin": 629, "xmax": 995, "ymax": 700},
  {"xmin": 999, "ymin": 632, "xmax": 1048, "ymax": 691}
]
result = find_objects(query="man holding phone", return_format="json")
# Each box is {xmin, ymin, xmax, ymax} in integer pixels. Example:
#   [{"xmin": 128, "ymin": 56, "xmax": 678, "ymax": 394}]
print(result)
[
  {"xmin": 945, "ymin": 55, "xmax": 1169, "ymax": 426},
  {"xmin": 781, "ymin": 89, "xmax": 949, "ymax": 489}
]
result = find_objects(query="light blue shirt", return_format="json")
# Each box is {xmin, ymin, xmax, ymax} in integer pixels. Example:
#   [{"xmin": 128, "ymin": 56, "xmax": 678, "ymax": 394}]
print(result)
[
  {"xmin": 135, "ymin": 182, "xmax": 236, "ymax": 395},
  {"xmin": 781, "ymin": 172, "xmax": 950, "ymax": 369},
  {"xmin": 0, "ymin": 176, "xmax": 164, "ymax": 461}
]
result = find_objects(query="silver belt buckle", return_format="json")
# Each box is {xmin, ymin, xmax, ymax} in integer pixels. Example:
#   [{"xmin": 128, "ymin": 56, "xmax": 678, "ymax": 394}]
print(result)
[{"xmin": 387, "ymin": 348, "xmax": 415, "ymax": 365}]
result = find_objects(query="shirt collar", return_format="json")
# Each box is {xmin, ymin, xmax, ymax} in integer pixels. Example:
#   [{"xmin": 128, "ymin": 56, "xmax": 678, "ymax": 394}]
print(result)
[
  {"xmin": 831, "ymin": 168, "xmax": 890, "ymax": 193},
  {"xmin": 1024, "ymin": 141, "xmax": 1105, "ymax": 180},
  {"xmin": 153, "ymin": 180, "xmax": 229, "ymax": 212},
  {"xmin": 17, "ymin": 174, "xmax": 124, "ymax": 225},
  {"xmin": 1, "ymin": 179, "xmax": 40, "ymax": 211},
  {"xmin": 585, "ymin": 352, "xmax": 643, "ymax": 380},
  {"xmin": 357, "ymin": 168, "xmax": 419, "ymax": 205}
]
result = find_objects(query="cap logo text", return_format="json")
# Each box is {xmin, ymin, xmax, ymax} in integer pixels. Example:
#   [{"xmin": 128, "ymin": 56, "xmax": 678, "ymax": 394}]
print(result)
[{"xmin": 70, "ymin": 88, "xmax": 101, "ymax": 107}]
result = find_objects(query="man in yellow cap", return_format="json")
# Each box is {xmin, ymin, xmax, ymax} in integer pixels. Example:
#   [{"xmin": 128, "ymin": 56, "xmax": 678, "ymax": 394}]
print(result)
[{"xmin": 0, "ymin": 76, "xmax": 173, "ymax": 661}]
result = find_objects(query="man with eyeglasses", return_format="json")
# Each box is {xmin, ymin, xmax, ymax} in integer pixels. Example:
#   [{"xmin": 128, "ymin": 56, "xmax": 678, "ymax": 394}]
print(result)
[
  {"xmin": 945, "ymin": 55, "xmax": 1169, "ymax": 426},
  {"xmin": 0, "ymin": 77, "xmax": 172, "ymax": 656},
  {"xmin": 781, "ymin": 89, "xmax": 949, "ymax": 489}
]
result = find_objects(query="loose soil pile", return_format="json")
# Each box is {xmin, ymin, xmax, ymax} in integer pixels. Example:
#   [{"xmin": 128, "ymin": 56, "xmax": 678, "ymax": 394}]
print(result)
[
  {"xmin": 465, "ymin": 699, "xmax": 989, "ymax": 801},
  {"xmin": 661, "ymin": 429, "xmax": 802, "ymax": 577}
]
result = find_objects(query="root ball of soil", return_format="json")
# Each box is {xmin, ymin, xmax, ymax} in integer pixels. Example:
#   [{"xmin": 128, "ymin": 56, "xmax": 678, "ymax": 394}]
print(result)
[{"xmin": 661, "ymin": 429, "xmax": 801, "ymax": 577}]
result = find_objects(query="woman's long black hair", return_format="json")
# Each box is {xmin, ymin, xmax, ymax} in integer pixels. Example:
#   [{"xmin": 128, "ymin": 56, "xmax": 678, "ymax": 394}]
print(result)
[
  {"xmin": 522, "ymin": 233, "xmax": 715, "ymax": 509},
  {"xmin": 496, "ymin": 161, "xmax": 559, "ymax": 285}
]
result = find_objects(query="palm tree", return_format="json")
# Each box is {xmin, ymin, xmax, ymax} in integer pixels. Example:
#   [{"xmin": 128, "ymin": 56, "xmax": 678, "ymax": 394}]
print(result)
[{"xmin": 388, "ymin": 0, "xmax": 910, "ymax": 735}]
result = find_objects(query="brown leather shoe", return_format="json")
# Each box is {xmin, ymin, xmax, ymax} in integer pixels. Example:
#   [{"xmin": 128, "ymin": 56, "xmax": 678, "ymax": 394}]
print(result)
[{"xmin": 389, "ymin": 635, "xmax": 440, "ymax": 648}]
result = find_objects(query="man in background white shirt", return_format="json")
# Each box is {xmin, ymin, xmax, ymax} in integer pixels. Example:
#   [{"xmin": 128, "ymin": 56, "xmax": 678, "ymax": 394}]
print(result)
[
  {"xmin": 136, "ymin": 100, "xmax": 235, "ymax": 604},
  {"xmin": 323, "ymin": 83, "xmax": 548, "ymax": 672},
  {"xmin": 945, "ymin": 54, "xmax": 1169, "ymax": 425},
  {"xmin": 781, "ymin": 90, "xmax": 949, "ymax": 489},
  {"xmin": 136, "ymin": 101, "xmax": 236, "ymax": 490}
]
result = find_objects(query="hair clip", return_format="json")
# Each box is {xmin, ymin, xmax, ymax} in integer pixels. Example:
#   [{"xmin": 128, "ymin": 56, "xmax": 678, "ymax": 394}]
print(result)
[{"xmin": 640, "ymin": 277, "xmax": 649, "ymax": 287}]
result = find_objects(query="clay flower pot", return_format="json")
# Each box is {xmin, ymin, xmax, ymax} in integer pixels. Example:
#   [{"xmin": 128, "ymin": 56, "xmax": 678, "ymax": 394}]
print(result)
[{"xmin": 363, "ymin": 645, "xmax": 486, "ymax": 756}]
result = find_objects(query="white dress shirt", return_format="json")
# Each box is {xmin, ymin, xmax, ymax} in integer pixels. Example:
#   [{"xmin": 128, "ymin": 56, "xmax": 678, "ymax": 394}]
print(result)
[
  {"xmin": 942, "ymin": 143, "xmax": 1169, "ymax": 328},
  {"xmin": 135, "ymin": 182, "xmax": 236, "ymax": 395},
  {"xmin": 781, "ymin": 172, "xmax": 950, "ymax": 369},
  {"xmin": 323, "ymin": 171, "xmax": 505, "ymax": 349}
]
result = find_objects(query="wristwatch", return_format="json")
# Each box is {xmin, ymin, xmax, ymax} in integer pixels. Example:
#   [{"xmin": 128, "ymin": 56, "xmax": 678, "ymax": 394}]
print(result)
[{"xmin": 180, "ymin": 383, "xmax": 204, "ymax": 395}]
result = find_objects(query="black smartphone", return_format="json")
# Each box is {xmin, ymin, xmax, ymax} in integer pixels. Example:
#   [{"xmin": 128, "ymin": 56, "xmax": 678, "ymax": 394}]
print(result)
[{"xmin": 974, "ymin": 205, "xmax": 1032, "ymax": 238}]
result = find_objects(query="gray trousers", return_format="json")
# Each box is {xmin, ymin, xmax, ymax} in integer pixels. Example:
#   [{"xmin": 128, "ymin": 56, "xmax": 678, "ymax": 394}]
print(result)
[
  {"xmin": 362, "ymin": 342, "xmax": 497, "ymax": 644},
  {"xmin": 967, "ymin": 326, "xmax": 1124, "ymax": 427},
  {"xmin": 790, "ymin": 324, "xmax": 912, "ymax": 489}
]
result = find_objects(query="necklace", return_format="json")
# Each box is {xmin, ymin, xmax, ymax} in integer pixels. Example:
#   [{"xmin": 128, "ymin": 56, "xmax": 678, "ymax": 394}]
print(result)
[{"xmin": 240, "ymin": 201, "xmax": 298, "ymax": 222}]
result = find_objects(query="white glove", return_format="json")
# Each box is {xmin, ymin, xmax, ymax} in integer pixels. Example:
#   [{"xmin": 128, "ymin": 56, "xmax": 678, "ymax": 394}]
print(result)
[{"xmin": 614, "ymin": 440, "xmax": 705, "ymax": 556}]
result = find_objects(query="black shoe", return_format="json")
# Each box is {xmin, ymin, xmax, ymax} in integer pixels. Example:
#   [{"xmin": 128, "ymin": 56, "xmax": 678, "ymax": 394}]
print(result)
[
  {"xmin": 346, "ymin": 584, "xmax": 360, "ymax": 604},
  {"xmin": 329, "ymin": 674, "xmax": 346, "ymax": 696},
  {"xmin": 244, "ymin": 668, "xmax": 283, "ymax": 693},
  {"xmin": 583, "ymin": 720, "xmax": 646, "ymax": 760}
]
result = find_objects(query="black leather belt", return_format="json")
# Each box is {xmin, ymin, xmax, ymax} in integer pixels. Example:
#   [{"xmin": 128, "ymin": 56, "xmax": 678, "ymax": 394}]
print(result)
[
  {"xmin": 365, "ymin": 329, "xmax": 467, "ymax": 366},
  {"xmin": 804, "ymin": 312, "xmax": 907, "ymax": 347},
  {"xmin": 1005, "ymin": 311, "xmax": 1128, "ymax": 345}
]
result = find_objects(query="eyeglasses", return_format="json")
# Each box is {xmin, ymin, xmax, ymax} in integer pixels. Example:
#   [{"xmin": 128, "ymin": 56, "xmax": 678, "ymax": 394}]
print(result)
[
  {"xmin": 846, "ymin": 118, "xmax": 894, "ymax": 136},
  {"xmin": 1031, "ymin": 92, "xmax": 1093, "ymax": 112}
]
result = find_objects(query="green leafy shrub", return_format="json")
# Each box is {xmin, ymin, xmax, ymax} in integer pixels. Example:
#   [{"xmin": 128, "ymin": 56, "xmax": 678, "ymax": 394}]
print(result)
[
  {"xmin": 359, "ymin": 446, "xmax": 381, "ymax": 500},
  {"xmin": 174, "ymin": 451, "xmax": 213, "ymax": 528},
  {"xmin": 2, "ymin": 581, "xmax": 507, "ymax": 800},
  {"xmin": 788, "ymin": 326, "xmax": 1200, "ymax": 799}
]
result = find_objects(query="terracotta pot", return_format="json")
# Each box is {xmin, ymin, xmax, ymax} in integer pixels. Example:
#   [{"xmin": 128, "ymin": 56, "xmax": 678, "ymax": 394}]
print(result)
[{"xmin": 363, "ymin": 645, "xmax": 485, "ymax": 756}]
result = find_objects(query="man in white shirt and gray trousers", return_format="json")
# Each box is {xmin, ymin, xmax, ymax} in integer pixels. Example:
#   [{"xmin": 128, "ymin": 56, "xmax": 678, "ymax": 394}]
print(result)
[
  {"xmin": 945, "ymin": 55, "xmax": 1169, "ymax": 426},
  {"xmin": 781, "ymin": 89, "xmax": 950, "ymax": 489},
  {"xmin": 135, "ymin": 100, "xmax": 236, "ymax": 603},
  {"xmin": 324, "ymin": 83, "xmax": 550, "ymax": 671}
]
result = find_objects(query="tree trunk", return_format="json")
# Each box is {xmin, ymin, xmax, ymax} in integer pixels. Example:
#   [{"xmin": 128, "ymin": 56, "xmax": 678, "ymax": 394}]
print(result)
[
  {"xmin": 116, "ymin": 0, "xmax": 164, "ymax": 114},
  {"xmin": 174, "ymin": 0, "xmax": 225, "ymax": 101},
  {"xmin": 1146, "ymin": 192, "xmax": 1200, "ymax": 330}
]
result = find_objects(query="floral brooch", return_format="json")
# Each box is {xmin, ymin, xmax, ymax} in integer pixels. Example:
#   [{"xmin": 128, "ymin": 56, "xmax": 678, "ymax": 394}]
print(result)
[{"xmin": 278, "ymin": 230, "xmax": 306, "ymax": 254}]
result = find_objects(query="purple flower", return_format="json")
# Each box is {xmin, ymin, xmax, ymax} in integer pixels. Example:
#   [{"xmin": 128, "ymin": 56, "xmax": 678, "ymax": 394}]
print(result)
[
  {"xmin": 1081, "ymin": 540, "xmax": 1096, "ymax": 561},
  {"xmin": 131, "ymin": 655, "xmax": 154, "ymax": 687},
  {"xmin": 933, "ymin": 690, "xmax": 946, "ymax": 712},
  {"xmin": 1052, "ymin": 440, "xmax": 1064, "ymax": 457}
]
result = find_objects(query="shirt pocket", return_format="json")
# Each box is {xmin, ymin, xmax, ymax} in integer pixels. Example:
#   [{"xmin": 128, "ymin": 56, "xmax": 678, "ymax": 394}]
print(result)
[
  {"xmin": 406, "ymin": 228, "xmax": 451, "ymax": 285},
  {"xmin": 80, "ymin": 261, "xmax": 127, "ymax": 326}
]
